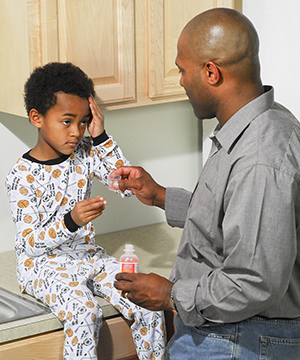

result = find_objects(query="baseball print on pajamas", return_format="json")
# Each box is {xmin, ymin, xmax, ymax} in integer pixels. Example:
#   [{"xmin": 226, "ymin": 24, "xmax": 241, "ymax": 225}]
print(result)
[{"xmin": 6, "ymin": 133, "xmax": 166, "ymax": 360}]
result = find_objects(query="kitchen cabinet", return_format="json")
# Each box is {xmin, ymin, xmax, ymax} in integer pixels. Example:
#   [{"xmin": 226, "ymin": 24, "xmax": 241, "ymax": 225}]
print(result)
[
  {"xmin": 0, "ymin": 316, "xmax": 138, "ymax": 360},
  {"xmin": 0, "ymin": 0, "xmax": 242, "ymax": 117},
  {"xmin": 28, "ymin": 0, "xmax": 135, "ymax": 106},
  {"xmin": 148, "ymin": 0, "xmax": 242, "ymax": 99}
]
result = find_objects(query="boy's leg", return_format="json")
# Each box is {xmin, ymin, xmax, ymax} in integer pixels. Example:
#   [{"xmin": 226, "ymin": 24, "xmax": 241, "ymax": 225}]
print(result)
[
  {"xmin": 30, "ymin": 257, "xmax": 103, "ymax": 360},
  {"xmin": 90, "ymin": 254, "xmax": 167, "ymax": 360}
]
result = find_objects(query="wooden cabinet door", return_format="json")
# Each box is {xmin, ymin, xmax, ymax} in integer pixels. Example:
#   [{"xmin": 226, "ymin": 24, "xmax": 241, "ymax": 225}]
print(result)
[
  {"xmin": 28, "ymin": 0, "xmax": 135, "ymax": 105},
  {"xmin": 0, "ymin": 0, "xmax": 242, "ymax": 116},
  {"xmin": 148, "ymin": 0, "xmax": 242, "ymax": 99}
]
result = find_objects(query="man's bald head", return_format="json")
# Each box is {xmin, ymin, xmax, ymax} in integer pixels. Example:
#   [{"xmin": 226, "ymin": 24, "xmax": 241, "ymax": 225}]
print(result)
[
  {"xmin": 176, "ymin": 8, "xmax": 264, "ymax": 123},
  {"xmin": 179, "ymin": 8, "xmax": 261, "ymax": 82}
]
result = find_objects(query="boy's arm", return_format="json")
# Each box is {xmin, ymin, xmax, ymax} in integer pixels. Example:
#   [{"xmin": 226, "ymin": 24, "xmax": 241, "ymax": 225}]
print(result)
[
  {"xmin": 87, "ymin": 97, "xmax": 132, "ymax": 197},
  {"xmin": 92, "ymin": 134, "xmax": 132, "ymax": 197},
  {"xmin": 6, "ymin": 171, "xmax": 79, "ymax": 257}
]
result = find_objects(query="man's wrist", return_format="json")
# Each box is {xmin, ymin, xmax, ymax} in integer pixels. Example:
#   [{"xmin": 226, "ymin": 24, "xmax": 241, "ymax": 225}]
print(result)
[
  {"xmin": 169, "ymin": 283, "xmax": 177, "ymax": 311},
  {"xmin": 153, "ymin": 186, "xmax": 166, "ymax": 210}
]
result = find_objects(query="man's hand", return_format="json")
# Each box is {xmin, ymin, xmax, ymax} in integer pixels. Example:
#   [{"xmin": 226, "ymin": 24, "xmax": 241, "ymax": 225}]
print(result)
[
  {"xmin": 87, "ymin": 95, "xmax": 104, "ymax": 138},
  {"xmin": 111, "ymin": 166, "xmax": 166, "ymax": 209},
  {"xmin": 70, "ymin": 196, "xmax": 107, "ymax": 227},
  {"xmin": 114, "ymin": 272, "xmax": 173, "ymax": 311}
]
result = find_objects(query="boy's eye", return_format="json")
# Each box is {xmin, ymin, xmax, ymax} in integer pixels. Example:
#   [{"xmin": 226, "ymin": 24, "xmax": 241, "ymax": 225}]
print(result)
[
  {"xmin": 63, "ymin": 120, "xmax": 70, "ymax": 125},
  {"xmin": 80, "ymin": 120, "xmax": 89, "ymax": 125}
]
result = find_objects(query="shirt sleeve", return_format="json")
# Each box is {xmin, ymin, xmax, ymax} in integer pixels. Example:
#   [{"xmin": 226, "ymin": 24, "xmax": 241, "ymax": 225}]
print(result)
[
  {"xmin": 165, "ymin": 187, "xmax": 192, "ymax": 228},
  {"xmin": 174, "ymin": 164, "xmax": 299, "ymax": 326},
  {"xmin": 6, "ymin": 171, "xmax": 76, "ymax": 257}
]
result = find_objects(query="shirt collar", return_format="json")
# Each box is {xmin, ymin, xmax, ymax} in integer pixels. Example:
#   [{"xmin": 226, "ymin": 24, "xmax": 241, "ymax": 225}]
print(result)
[{"xmin": 211, "ymin": 85, "xmax": 274, "ymax": 154}]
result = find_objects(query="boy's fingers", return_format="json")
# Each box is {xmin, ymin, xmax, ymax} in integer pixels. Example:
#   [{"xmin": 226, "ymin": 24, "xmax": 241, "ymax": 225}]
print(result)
[
  {"xmin": 80, "ymin": 196, "xmax": 107, "ymax": 208},
  {"xmin": 89, "ymin": 96, "xmax": 104, "ymax": 118}
]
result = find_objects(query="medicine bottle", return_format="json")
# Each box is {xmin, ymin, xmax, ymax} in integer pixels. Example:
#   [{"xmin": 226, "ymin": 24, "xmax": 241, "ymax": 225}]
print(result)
[{"xmin": 119, "ymin": 244, "xmax": 139, "ymax": 273}]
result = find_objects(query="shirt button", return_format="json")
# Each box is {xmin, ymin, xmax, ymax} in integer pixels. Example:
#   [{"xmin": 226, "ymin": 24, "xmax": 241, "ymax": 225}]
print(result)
[{"xmin": 215, "ymin": 141, "xmax": 221, "ymax": 149}]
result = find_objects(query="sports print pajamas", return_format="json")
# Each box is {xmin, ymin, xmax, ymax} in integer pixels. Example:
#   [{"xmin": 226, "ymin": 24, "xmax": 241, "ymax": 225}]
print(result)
[{"xmin": 6, "ymin": 132, "xmax": 166, "ymax": 360}]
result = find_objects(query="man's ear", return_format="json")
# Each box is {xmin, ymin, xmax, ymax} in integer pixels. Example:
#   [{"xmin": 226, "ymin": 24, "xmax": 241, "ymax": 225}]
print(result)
[
  {"xmin": 29, "ymin": 109, "xmax": 43, "ymax": 128},
  {"xmin": 204, "ymin": 61, "xmax": 221, "ymax": 85}
]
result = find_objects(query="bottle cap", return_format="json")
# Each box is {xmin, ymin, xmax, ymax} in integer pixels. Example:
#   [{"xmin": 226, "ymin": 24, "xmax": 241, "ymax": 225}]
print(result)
[{"xmin": 124, "ymin": 244, "xmax": 135, "ymax": 252}]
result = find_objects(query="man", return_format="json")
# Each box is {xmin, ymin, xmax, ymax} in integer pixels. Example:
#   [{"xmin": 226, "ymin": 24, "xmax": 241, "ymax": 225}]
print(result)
[{"xmin": 114, "ymin": 8, "xmax": 300, "ymax": 359}]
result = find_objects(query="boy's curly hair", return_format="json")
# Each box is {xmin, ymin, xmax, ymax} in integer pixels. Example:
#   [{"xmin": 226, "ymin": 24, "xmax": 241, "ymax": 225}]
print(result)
[{"xmin": 24, "ymin": 62, "xmax": 95, "ymax": 116}]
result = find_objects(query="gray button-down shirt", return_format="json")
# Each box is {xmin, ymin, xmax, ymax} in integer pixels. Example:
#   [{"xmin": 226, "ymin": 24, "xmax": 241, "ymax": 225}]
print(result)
[{"xmin": 166, "ymin": 86, "xmax": 300, "ymax": 327}]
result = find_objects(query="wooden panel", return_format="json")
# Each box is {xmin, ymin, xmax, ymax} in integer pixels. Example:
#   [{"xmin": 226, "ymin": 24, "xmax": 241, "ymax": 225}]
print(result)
[
  {"xmin": 27, "ymin": 0, "xmax": 59, "ymax": 71},
  {"xmin": 27, "ymin": 0, "xmax": 135, "ymax": 105},
  {"xmin": 0, "ymin": 0, "xmax": 30, "ymax": 116},
  {"xmin": 0, "ymin": 317, "xmax": 137, "ymax": 360},
  {"xmin": 0, "ymin": 330, "xmax": 65, "ymax": 360},
  {"xmin": 59, "ymin": 0, "xmax": 135, "ymax": 104},
  {"xmin": 58, "ymin": 1, "xmax": 117, "ymax": 80},
  {"xmin": 97, "ymin": 317, "xmax": 137, "ymax": 360},
  {"xmin": 217, "ymin": 0, "xmax": 243, "ymax": 11},
  {"xmin": 148, "ymin": 0, "xmax": 242, "ymax": 99}
]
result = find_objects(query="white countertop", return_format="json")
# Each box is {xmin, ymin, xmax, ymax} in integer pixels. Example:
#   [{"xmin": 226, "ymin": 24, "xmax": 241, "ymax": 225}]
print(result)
[{"xmin": 0, "ymin": 222, "xmax": 182, "ymax": 343}]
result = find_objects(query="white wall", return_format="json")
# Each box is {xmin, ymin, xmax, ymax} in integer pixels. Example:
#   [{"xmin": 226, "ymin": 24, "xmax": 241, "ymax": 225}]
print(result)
[
  {"xmin": 3, "ymin": 0, "xmax": 300, "ymax": 253},
  {"xmin": 203, "ymin": 0, "xmax": 300, "ymax": 164},
  {"xmin": 243, "ymin": 0, "xmax": 300, "ymax": 119},
  {"xmin": 1, "ymin": 101, "xmax": 200, "ymax": 253},
  {"xmin": 1, "ymin": 120, "xmax": 29, "ymax": 253}
]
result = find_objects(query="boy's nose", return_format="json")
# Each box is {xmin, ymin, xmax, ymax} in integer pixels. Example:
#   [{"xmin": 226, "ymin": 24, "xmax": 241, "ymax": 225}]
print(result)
[{"xmin": 71, "ymin": 125, "xmax": 81, "ymax": 137}]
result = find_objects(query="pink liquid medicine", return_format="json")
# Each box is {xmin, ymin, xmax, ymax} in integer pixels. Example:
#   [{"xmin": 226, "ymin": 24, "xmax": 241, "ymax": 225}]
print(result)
[{"xmin": 119, "ymin": 244, "xmax": 139, "ymax": 273}]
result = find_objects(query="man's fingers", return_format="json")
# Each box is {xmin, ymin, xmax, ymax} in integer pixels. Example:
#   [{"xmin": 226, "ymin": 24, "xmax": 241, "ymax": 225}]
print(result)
[
  {"xmin": 112, "ymin": 166, "xmax": 137, "ymax": 177},
  {"xmin": 114, "ymin": 272, "xmax": 136, "ymax": 290},
  {"xmin": 115, "ymin": 272, "xmax": 136, "ymax": 282},
  {"xmin": 111, "ymin": 166, "xmax": 145, "ymax": 181},
  {"xmin": 114, "ymin": 178, "xmax": 140, "ymax": 192}
]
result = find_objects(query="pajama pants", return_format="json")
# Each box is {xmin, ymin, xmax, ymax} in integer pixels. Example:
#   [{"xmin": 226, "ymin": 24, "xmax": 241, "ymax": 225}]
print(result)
[{"xmin": 25, "ymin": 249, "xmax": 166, "ymax": 360}]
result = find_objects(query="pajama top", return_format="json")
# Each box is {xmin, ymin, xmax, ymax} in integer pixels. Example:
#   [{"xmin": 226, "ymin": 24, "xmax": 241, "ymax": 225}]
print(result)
[
  {"xmin": 166, "ymin": 86, "xmax": 300, "ymax": 327},
  {"xmin": 6, "ymin": 131, "xmax": 131, "ymax": 292}
]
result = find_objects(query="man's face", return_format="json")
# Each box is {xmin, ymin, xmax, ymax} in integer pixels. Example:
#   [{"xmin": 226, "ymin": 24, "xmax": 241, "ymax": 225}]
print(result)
[{"xmin": 176, "ymin": 34, "xmax": 216, "ymax": 120}]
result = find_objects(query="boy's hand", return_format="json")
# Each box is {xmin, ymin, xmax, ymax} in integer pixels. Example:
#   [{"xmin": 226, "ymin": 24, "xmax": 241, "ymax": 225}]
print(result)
[
  {"xmin": 87, "ymin": 96, "xmax": 104, "ymax": 138},
  {"xmin": 70, "ymin": 196, "xmax": 107, "ymax": 227}
]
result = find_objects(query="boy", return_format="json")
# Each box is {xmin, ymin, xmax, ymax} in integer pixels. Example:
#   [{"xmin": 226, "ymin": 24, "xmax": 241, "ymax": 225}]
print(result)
[{"xmin": 6, "ymin": 62, "xmax": 166, "ymax": 360}]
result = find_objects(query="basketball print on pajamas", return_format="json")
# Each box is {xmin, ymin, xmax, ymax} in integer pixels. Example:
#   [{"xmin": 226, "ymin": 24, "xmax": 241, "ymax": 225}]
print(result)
[
  {"xmin": 32, "ymin": 253, "xmax": 166, "ymax": 360},
  {"xmin": 6, "ymin": 134, "xmax": 166, "ymax": 360}
]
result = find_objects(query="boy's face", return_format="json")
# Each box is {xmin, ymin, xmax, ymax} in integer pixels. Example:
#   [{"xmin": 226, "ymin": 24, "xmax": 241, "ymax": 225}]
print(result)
[{"xmin": 34, "ymin": 92, "xmax": 91, "ymax": 160}]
